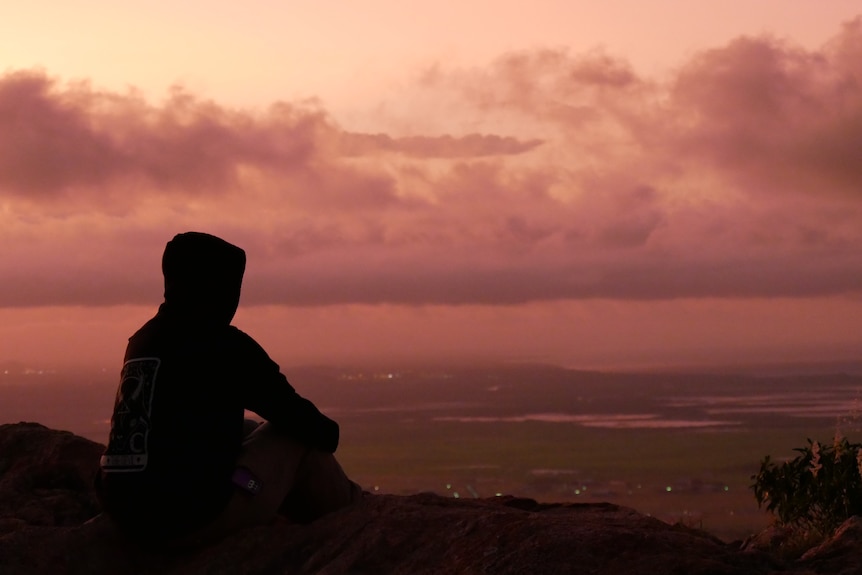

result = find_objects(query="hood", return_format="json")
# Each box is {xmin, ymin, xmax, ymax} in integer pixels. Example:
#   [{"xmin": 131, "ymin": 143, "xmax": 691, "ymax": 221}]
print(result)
[{"xmin": 161, "ymin": 232, "xmax": 247, "ymax": 325}]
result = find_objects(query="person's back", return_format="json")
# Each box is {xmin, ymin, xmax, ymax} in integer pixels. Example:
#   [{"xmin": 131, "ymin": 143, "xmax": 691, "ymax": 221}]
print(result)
[{"xmin": 97, "ymin": 232, "xmax": 357, "ymax": 546}]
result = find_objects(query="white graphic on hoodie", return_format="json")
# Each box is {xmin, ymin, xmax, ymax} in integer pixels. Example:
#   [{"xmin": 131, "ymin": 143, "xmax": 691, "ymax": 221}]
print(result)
[{"xmin": 100, "ymin": 357, "xmax": 161, "ymax": 472}]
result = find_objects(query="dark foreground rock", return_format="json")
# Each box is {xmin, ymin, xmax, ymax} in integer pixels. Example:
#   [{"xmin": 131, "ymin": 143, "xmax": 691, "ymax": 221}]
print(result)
[
  {"xmin": 0, "ymin": 422, "xmax": 858, "ymax": 574},
  {"xmin": 0, "ymin": 422, "xmax": 103, "ymax": 530}
]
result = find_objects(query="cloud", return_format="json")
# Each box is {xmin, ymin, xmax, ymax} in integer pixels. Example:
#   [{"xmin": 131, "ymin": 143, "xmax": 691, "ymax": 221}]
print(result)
[
  {"xmin": 337, "ymin": 132, "xmax": 543, "ymax": 158},
  {"xmin": 0, "ymin": 71, "xmax": 540, "ymax": 202},
  {"xmin": 2, "ymin": 18, "xmax": 862, "ymax": 308},
  {"xmin": 0, "ymin": 71, "xmax": 123, "ymax": 195},
  {"xmin": 0, "ymin": 73, "xmax": 348, "ymax": 202},
  {"xmin": 668, "ymin": 18, "xmax": 862, "ymax": 197}
]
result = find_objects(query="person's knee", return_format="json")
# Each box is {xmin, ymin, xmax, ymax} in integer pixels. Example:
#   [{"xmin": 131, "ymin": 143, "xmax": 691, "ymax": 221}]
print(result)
[
  {"xmin": 237, "ymin": 424, "xmax": 309, "ymax": 479},
  {"xmin": 278, "ymin": 450, "xmax": 357, "ymax": 522},
  {"xmin": 242, "ymin": 418, "xmax": 261, "ymax": 438}
]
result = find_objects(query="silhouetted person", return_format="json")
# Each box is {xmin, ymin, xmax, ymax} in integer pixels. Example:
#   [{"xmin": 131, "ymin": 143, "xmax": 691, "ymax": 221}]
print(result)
[{"xmin": 97, "ymin": 231, "xmax": 359, "ymax": 546}]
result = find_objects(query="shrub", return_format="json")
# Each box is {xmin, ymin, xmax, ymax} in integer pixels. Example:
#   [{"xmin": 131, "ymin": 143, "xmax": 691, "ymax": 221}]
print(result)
[{"xmin": 751, "ymin": 435, "xmax": 862, "ymax": 535}]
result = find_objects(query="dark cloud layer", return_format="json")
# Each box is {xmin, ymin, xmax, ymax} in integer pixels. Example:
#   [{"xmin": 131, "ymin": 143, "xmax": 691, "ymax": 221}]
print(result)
[
  {"xmin": 337, "ymin": 133, "xmax": 543, "ymax": 157},
  {"xmin": 2, "ymin": 18, "xmax": 862, "ymax": 308}
]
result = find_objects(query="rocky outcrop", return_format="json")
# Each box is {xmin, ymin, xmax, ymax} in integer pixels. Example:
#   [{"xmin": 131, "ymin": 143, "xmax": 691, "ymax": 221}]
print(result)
[
  {"xmin": 0, "ymin": 422, "xmax": 857, "ymax": 574},
  {"xmin": 796, "ymin": 516, "xmax": 862, "ymax": 575},
  {"xmin": 0, "ymin": 422, "xmax": 103, "ymax": 530}
]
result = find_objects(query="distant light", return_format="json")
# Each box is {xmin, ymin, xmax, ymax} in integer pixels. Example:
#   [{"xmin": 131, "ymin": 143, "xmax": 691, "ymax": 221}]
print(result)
[
  {"xmin": 446, "ymin": 483, "xmax": 451, "ymax": 489},
  {"xmin": 373, "ymin": 486, "xmax": 379, "ymax": 492},
  {"xmin": 574, "ymin": 489, "xmax": 581, "ymax": 495},
  {"xmin": 453, "ymin": 492, "xmax": 460, "ymax": 498},
  {"xmin": 724, "ymin": 486, "xmax": 729, "ymax": 492},
  {"xmin": 495, "ymin": 492, "xmax": 502, "ymax": 497},
  {"xmin": 388, "ymin": 373, "xmax": 393, "ymax": 379},
  {"xmin": 666, "ymin": 486, "xmax": 672, "ymax": 492}
]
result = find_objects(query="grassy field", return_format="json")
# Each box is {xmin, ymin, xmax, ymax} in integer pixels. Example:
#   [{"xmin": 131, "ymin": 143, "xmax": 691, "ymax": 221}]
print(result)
[{"xmin": 337, "ymin": 416, "xmax": 842, "ymax": 541}]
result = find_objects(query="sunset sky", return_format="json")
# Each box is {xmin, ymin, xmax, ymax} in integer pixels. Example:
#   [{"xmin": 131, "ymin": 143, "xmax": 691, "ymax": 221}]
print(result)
[{"xmin": 1, "ymin": 1, "xmax": 861, "ymax": 371}]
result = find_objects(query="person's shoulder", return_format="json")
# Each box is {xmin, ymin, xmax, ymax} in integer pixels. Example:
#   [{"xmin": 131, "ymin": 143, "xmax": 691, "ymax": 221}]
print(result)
[
  {"xmin": 225, "ymin": 325, "xmax": 268, "ymax": 353},
  {"xmin": 225, "ymin": 324, "xmax": 253, "ymax": 340},
  {"xmin": 135, "ymin": 313, "xmax": 162, "ymax": 331},
  {"xmin": 223, "ymin": 326, "xmax": 280, "ymax": 371},
  {"xmin": 126, "ymin": 314, "xmax": 165, "ymax": 347}
]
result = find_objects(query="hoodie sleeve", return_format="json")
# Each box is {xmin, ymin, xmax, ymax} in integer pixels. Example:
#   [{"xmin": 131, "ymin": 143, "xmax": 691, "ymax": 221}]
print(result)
[{"xmin": 232, "ymin": 328, "xmax": 339, "ymax": 452}]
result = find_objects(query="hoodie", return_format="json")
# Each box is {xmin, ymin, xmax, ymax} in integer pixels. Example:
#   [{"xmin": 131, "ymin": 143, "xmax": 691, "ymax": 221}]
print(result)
[{"xmin": 98, "ymin": 232, "xmax": 339, "ymax": 542}]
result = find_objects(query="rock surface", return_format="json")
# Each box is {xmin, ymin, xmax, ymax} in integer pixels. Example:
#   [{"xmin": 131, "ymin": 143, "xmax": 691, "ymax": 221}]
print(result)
[
  {"xmin": 0, "ymin": 422, "xmax": 859, "ymax": 574},
  {"xmin": 0, "ymin": 422, "xmax": 103, "ymax": 530}
]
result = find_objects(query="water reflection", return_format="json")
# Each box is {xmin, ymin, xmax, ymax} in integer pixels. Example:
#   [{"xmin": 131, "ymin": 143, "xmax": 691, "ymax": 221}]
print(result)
[{"xmin": 433, "ymin": 413, "xmax": 741, "ymax": 429}]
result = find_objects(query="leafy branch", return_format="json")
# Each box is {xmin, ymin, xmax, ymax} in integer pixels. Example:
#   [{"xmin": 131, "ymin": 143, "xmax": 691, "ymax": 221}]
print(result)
[{"xmin": 751, "ymin": 436, "xmax": 862, "ymax": 535}]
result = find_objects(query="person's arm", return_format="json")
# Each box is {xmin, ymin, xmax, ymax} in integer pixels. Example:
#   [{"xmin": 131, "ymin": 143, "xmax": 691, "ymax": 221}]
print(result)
[{"xmin": 234, "ymin": 329, "xmax": 339, "ymax": 452}]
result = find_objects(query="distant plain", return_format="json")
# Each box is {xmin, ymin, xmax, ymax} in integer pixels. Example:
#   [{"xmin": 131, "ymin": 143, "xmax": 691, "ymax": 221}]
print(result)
[{"xmin": 3, "ymin": 362, "xmax": 862, "ymax": 541}]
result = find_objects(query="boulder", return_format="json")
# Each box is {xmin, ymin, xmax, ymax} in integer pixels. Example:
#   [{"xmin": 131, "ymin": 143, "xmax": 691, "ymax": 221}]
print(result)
[{"xmin": 0, "ymin": 422, "xmax": 103, "ymax": 527}]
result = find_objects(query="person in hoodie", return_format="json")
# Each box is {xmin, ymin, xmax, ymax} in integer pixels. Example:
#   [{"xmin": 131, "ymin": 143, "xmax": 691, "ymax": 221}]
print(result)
[{"xmin": 97, "ymin": 231, "xmax": 360, "ymax": 546}]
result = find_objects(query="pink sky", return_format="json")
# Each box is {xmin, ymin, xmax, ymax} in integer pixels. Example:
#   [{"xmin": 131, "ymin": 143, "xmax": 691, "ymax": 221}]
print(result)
[{"xmin": 1, "ymin": 3, "xmax": 861, "ymax": 370}]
